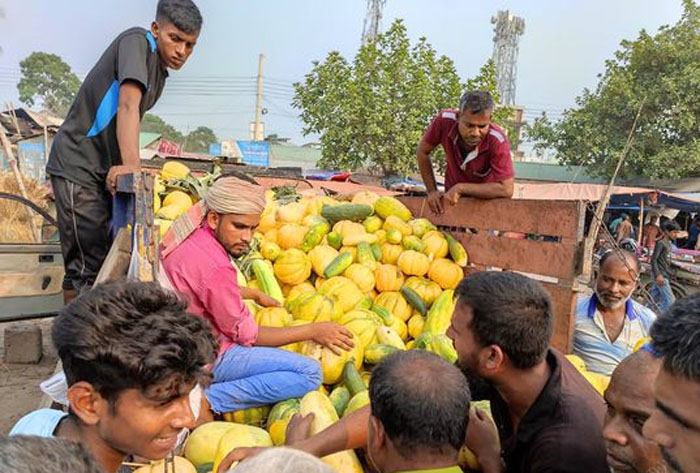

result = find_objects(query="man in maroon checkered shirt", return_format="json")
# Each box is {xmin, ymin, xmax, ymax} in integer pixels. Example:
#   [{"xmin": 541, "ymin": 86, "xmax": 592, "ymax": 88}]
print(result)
[{"xmin": 417, "ymin": 91, "xmax": 515, "ymax": 215}]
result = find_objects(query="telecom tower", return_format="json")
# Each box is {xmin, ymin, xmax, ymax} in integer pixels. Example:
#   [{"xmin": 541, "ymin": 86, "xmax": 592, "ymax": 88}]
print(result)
[
  {"xmin": 362, "ymin": 0, "xmax": 386, "ymax": 45},
  {"xmin": 491, "ymin": 10, "xmax": 525, "ymax": 106}
]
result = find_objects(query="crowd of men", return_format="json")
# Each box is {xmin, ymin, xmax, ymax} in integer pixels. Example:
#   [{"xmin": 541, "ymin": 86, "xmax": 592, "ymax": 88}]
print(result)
[{"xmin": 5, "ymin": 267, "xmax": 700, "ymax": 473}]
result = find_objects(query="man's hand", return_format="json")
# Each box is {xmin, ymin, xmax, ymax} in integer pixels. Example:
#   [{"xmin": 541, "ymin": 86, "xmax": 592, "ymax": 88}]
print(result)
[
  {"xmin": 215, "ymin": 447, "xmax": 267, "ymax": 473},
  {"xmin": 253, "ymin": 290, "xmax": 282, "ymax": 308},
  {"xmin": 286, "ymin": 413, "xmax": 315, "ymax": 446},
  {"xmin": 312, "ymin": 322, "xmax": 354, "ymax": 355},
  {"xmin": 443, "ymin": 185, "xmax": 462, "ymax": 207},
  {"xmin": 106, "ymin": 164, "xmax": 140, "ymax": 194},
  {"xmin": 655, "ymin": 274, "xmax": 665, "ymax": 285},
  {"xmin": 427, "ymin": 190, "xmax": 444, "ymax": 215},
  {"xmin": 465, "ymin": 407, "xmax": 502, "ymax": 473}
]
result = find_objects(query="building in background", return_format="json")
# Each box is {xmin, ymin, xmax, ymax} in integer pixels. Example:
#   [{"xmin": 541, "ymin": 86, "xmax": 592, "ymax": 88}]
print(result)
[{"xmin": 0, "ymin": 108, "xmax": 63, "ymax": 181}]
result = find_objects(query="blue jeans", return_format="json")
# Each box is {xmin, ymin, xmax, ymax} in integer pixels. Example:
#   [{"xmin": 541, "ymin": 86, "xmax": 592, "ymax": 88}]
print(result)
[
  {"xmin": 651, "ymin": 279, "xmax": 676, "ymax": 314},
  {"xmin": 205, "ymin": 345, "xmax": 322, "ymax": 413}
]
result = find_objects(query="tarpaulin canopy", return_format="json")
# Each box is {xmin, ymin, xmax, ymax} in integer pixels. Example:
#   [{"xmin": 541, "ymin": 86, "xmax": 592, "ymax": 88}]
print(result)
[{"xmin": 513, "ymin": 183, "xmax": 700, "ymax": 213}]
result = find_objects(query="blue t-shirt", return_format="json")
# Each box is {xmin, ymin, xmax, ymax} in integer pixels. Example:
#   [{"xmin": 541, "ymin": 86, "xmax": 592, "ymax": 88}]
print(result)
[{"xmin": 10, "ymin": 408, "xmax": 68, "ymax": 437}]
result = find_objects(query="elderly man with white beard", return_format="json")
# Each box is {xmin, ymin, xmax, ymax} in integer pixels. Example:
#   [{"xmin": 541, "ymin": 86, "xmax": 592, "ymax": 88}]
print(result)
[{"xmin": 573, "ymin": 250, "xmax": 657, "ymax": 376}]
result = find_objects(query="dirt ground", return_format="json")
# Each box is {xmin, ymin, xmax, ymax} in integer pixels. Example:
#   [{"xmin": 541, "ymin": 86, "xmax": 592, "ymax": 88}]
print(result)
[{"xmin": 0, "ymin": 318, "xmax": 58, "ymax": 434}]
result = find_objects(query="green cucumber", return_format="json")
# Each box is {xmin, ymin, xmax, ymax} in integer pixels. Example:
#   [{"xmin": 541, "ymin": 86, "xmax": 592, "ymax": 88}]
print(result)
[
  {"xmin": 342, "ymin": 360, "xmax": 367, "ymax": 397},
  {"xmin": 400, "ymin": 285, "xmax": 427, "ymax": 316},
  {"xmin": 324, "ymin": 251, "xmax": 354, "ymax": 278},
  {"xmin": 322, "ymin": 203, "xmax": 374, "ymax": 223}
]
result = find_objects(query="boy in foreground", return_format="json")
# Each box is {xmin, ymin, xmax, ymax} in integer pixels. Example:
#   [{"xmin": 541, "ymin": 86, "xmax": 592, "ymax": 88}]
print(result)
[{"xmin": 11, "ymin": 280, "xmax": 217, "ymax": 473}]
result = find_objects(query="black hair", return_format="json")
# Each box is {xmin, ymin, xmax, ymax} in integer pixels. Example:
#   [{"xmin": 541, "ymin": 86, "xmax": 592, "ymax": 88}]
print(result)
[
  {"xmin": 455, "ymin": 271, "xmax": 553, "ymax": 369},
  {"xmin": 53, "ymin": 280, "xmax": 217, "ymax": 404},
  {"xmin": 156, "ymin": 0, "xmax": 202, "ymax": 34},
  {"xmin": 459, "ymin": 91, "xmax": 495, "ymax": 114},
  {"xmin": 662, "ymin": 220, "xmax": 681, "ymax": 233},
  {"xmin": 599, "ymin": 249, "xmax": 641, "ymax": 274},
  {"xmin": 650, "ymin": 293, "xmax": 700, "ymax": 382},
  {"xmin": 0, "ymin": 436, "xmax": 104, "ymax": 473},
  {"xmin": 369, "ymin": 350, "xmax": 470, "ymax": 459}
]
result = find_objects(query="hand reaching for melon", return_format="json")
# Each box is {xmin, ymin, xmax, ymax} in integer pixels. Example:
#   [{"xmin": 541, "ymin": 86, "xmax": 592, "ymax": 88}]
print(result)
[
  {"xmin": 215, "ymin": 446, "xmax": 267, "ymax": 473},
  {"xmin": 465, "ymin": 406, "xmax": 502, "ymax": 473},
  {"xmin": 285, "ymin": 412, "xmax": 315, "ymax": 445},
  {"xmin": 311, "ymin": 322, "xmax": 355, "ymax": 355}
]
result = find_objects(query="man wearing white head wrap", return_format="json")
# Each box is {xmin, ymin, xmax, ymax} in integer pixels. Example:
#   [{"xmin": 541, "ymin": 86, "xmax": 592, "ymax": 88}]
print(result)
[{"xmin": 161, "ymin": 177, "xmax": 353, "ymax": 422}]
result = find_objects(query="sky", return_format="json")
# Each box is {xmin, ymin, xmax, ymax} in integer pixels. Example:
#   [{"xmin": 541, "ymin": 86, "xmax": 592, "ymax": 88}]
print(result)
[{"xmin": 0, "ymin": 0, "xmax": 686, "ymax": 149}]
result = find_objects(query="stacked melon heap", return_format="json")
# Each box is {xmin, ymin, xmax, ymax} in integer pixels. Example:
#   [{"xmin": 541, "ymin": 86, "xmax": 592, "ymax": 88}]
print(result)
[
  {"xmin": 152, "ymin": 161, "xmax": 222, "ymax": 238},
  {"xmin": 173, "ymin": 190, "xmax": 477, "ymax": 473}
]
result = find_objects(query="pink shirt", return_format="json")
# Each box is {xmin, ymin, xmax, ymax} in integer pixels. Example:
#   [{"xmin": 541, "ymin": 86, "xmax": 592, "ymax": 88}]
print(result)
[
  {"xmin": 162, "ymin": 225, "xmax": 258, "ymax": 355},
  {"xmin": 422, "ymin": 109, "xmax": 514, "ymax": 190}
]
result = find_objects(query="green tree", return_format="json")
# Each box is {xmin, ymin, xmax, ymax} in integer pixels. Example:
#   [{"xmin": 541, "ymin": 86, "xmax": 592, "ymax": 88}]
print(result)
[
  {"xmin": 293, "ymin": 20, "xmax": 508, "ymax": 176},
  {"xmin": 17, "ymin": 52, "xmax": 81, "ymax": 117},
  {"xmin": 184, "ymin": 126, "xmax": 218, "ymax": 153},
  {"xmin": 526, "ymin": 0, "xmax": 700, "ymax": 179},
  {"xmin": 141, "ymin": 113, "xmax": 185, "ymax": 143}
]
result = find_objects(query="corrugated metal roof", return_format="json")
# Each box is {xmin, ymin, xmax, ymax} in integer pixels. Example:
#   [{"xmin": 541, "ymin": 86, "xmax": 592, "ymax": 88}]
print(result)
[
  {"xmin": 269, "ymin": 144, "xmax": 320, "ymax": 170},
  {"xmin": 513, "ymin": 161, "xmax": 604, "ymax": 184},
  {"xmin": 139, "ymin": 132, "xmax": 162, "ymax": 149}
]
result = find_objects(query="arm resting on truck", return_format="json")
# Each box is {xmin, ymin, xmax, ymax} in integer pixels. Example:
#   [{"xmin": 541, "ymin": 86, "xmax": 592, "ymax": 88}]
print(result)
[
  {"xmin": 417, "ymin": 139, "xmax": 439, "ymax": 193},
  {"xmin": 417, "ymin": 139, "xmax": 446, "ymax": 215},
  {"xmin": 107, "ymin": 80, "xmax": 143, "ymax": 192},
  {"xmin": 444, "ymin": 178, "xmax": 514, "ymax": 202}
]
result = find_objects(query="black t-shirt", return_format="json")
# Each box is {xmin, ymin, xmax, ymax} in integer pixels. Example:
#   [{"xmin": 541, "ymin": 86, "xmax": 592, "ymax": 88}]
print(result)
[
  {"xmin": 47, "ymin": 27, "xmax": 168, "ymax": 188},
  {"xmin": 484, "ymin": 349, "xmax": 609, "ymax": 473}
]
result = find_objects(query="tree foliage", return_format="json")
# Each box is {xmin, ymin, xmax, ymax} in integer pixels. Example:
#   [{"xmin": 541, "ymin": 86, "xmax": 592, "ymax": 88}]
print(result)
[
  {"xmin": 525, "ymin": 0, "xmax": 700, "ymax": 179},
  {"xmin": 184, "ymin": 126, "xmax": 218, "ymax": 153},
  {"xmin": 17, "ymin": 52, "xmax": 80, "ymax": 117},
  {"xmin": 141, "ymin": 113, "xmax": 185, "ymax": 143},
  {"xmin": 141, "ymin": 114, "xmax": 218, "ymax": 153},
  {"xmin": 293, "ymin": 19, "xmax": 508, "ymax": 175}
]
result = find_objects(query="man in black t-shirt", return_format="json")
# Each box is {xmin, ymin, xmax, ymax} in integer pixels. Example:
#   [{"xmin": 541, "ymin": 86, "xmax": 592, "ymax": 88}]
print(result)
[{"xmin": 47, "ymin": 0, "xmax": 202, "ymax": 301}]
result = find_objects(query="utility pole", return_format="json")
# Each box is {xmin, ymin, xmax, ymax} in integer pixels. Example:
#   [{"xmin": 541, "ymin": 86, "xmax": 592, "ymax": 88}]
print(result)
[{"xmin": 252, "ymin": 53, "xmax": 265, "ymax": 142}]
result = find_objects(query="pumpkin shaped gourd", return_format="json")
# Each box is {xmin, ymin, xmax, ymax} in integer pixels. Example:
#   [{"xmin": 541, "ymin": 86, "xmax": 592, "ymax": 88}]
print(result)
[
  {"xmin": 344, "ymin": 263, "xmax": 376, "ymax": 293},
  {"xmin": 308, "ymin": 245, "xmax": 339, "ymax": 277},
  {"xmin": 375, "ymin": 264, "xmax": 405, "ymax": 292},
  {"xmin": 318, "ymin": 276, "xmax": 365, "ymax": 312},
  {"xmin": 277, "ymin": 201, "xmax": 307, "ymax": 224},
  {"xmin": 428, "ymin": 258, "xmax": 463, "ymax": 289},
  {"xmin": 422, "ymin": 230, "xmax": 449, "ymax": 259},
  {"xmin": 274, "ymin": 249, "xmax": 312, "ymax": 285},
  {"xmin": 397, "ymin": 250, "xmax": 430, "ymax": 276},
  {"xmin": 374, "ymin": 291, "xmax": 412, "ymax": 322},
  {"xmin": 277, "ymin": 223, "xmax": 309, "ymax": 250},
  {"xmin": 380, "ymin": 243, "xmax": 403, "ymax": 265},
  {"xmin": 286, "ymin": 281, "xmax": 316, "ymax": 301},
  {"xmin": 404, "ymin": 276, "xmax": 443, "ymax": 307},
  {"xmin": 255, "ymin": 307, "xmax": 292, "ymax": 327}
]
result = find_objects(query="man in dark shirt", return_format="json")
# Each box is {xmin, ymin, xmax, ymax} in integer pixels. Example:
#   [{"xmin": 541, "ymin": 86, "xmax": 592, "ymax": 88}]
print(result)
[
  {"xmin": 650, "ymin": 220, "xmax": 682, "ymax": 313},
  {"xmin": 46, "ymin": 0, "xmax": 202, "ymax": 302},
  {"xmin": 417, "ymin": 91, "xmax": 515, "ymax": 216},
  {"xmin": 216, "ymin": 272, "xmax": 608, "ymax": 473},
  {"xmin": 450, "ymin": 271, "xmax": 608, "ymax": 473}
]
